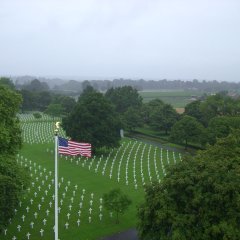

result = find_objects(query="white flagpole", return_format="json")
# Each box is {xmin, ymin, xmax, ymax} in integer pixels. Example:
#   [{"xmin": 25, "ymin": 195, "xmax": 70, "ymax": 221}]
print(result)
[{"xmin": 54, "ymin": 125, "xmax": 59, "ymax": 240}]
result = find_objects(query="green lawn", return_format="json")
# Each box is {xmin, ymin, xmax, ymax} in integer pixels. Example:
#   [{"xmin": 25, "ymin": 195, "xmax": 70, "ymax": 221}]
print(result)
[
  {"xmin": 1, "ymin": 115, "xmax": 183, "ymax": 240},
  {"xmin": 139, "ymin": 90, "xmax": 204, "ymax": 107}
]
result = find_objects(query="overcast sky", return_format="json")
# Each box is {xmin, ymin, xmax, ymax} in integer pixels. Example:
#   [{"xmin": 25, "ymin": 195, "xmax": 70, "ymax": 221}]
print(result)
[{"xmin": 0, "ymin": 0, "xmax": 239, "ymax": 81}]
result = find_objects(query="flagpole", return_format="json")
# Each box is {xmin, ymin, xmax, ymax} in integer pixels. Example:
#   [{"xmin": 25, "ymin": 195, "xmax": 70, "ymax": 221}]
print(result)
[{"xmin": 54, "ymin": 123, "xmax": 59, "ymax": 240}]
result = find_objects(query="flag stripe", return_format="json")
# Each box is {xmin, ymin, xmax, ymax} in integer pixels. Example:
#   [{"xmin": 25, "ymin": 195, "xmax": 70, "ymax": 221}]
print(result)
[{"xmin": 58, "ymin": 137, "xmax": 91, "ymax": 157}]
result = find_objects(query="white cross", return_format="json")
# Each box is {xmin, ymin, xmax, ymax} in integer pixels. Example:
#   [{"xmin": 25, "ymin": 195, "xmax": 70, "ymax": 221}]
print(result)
[
  {"xmin": 32, "ymin": 182, "xmax": 35, "ymax": 187},
  {"xmin": 4, "ymin": 229, "xmax": 7, "ymax": 235},
  {"xmin": 26, "ymin": 232, "xmax": 31, "ymax": 239},
  {"xmin": 43, "ymin": 218, "xmax": 47, "ymax": 225},
  {"xmin": 65, "ymin": 186, "xmax": 68, "ymax": 192},
  {"xmin": 38, "ymin": 204, "xmax": 41, "ymax": 210},
  {"xmin": 81, "ymin": 195, "xmax": 84, "ymax": 201},
  {"xmin": 49, "ymin": 201, "xmax": 53, "ymax": 208},
  {"xmin": 110, "ymin": 212, "xmax": 113, "ymax": 218},
  {"xmin": 60, "ymin": 199, "xmax": 63, "ymax": 205},
  {"xmin": 67, "ymin": 213, "xmax": 70, "ymax": 219},
  {"xmin": 45, "ymin": 190, "xmax": 48, "ymax": 196},
  {"xmin": 22, "ymin": 215, "xmax": 25, "ymax": 222},
  {"xmin": 46, "ymin": 209, "xmax": 50, "ymax": 216},
  {"xmin": 99, "ymin": 198, "xmax": 103, "ymax": 204},
  {"xmin": 48, "ymin": 184, "xmax": 51, "ymax": 189},
  {"xmin": 26, "ymin": 206, "xmax": 30, "ymax": 213},
  {"xmin": 74, "ymin": 184, "xmax": 78, "ymax": 190},
  {"xmin": 62, "ymin": 193, "xmax": 66, "ymax": 198},
  {"xmin": 12, "ymin": 236, "xmax": 17, "ymax": 240},
  {"xmin": 91, "ymin": 193, "xmax": 94, "ymax": 198},
  {"xmin": 38, "ymin": 186, "xmax": 41, "ymax": 191},
  {"xmin": 73, "ymin": 191, "xmax": 76, "ymax": 196},
  {"xmin": 71, "ymin": 197, "xmax": 74, "ymax": 203},
  {"xmin": 61, "ymin": 177, "xmax": 64, "ymax": 182},
  {"xmin": 14, "ymin": 209, "xmax": 17, "ymax": 214},
  {"xmin": 65, "ymin": 222, "xmax": 69, "ymax": 229},
  {"xmin": 79, "ymin": 202, "xmax": 83, "ymax": 208},
  {"xmin": 41, "ymin": 197, "xmax": 45, "ymax": 202},
  {"xmin": 77, "ymin": 219, "xmax": 80, "ymax": 226},
  {"xmin": 30, "ymin": 222, "xmax": 34, "ymax": 228},
  {"xmin": 34, "ymin": 212, "xmax": 38, "ymax": 219},
  {"xmin": 90, "ymin": 200, "xmax": 93, "ymax": 206},
  {"xmin": 69, "ymin": 204, "xmax": 72, "ymax": 211},
  {"xmin": 19, "ymin": 201, "xmax": 22, "ymax": 207},
  {"xmin": 99, "ymin": 205, "xmax": 102, "ymax": 211},
  {"xmin": 58, "ymin": 207, "xmax": 61, "ymax": 213},
  {"xmin": 67, "ymin": 181, "xmax": 71, "ymax": 186},
  {"xmin": 52, "ymin": 194, "xmax": 55, "ymax": 200},
  {"xmin": 78, "ymin": 210, "xmax": 81, "ymax": 216},
  {"xmin": 88, "ymin": 216, "xmax": 91, "ymax": 223},
  {"xmin": 89, "ymin": 208, "xmax": 92, "ymax": 214},
  {"xmin": 30, "ymin": 199, "xmax": 33, "ymax": 205},
  {"xmin": 17, "ymin": 225, "xmax": 21, "ymax": 232},
  {"xmin": 40, "ymin": 229, "xmax": 44, "ymax": 237},
  {"xmin": 99, "ymin": 213, "xmax": 103, "ymax": 221},
  {"xmin": 34, "ymin": 192, "xmax": 37, "ymax": 197},
  {"xmin": 82, "ymin": 189, "xmax": 85, "ymax": 194}
]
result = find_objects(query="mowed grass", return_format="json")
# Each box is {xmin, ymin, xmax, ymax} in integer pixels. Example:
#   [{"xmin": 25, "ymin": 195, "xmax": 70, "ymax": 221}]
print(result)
[
  {"xmin": 1, "ymin": 115, "xmax": 182, "ymax": 240},
  {"xmin": 139, "ymin": 90, "xmax": 203, "ymax": 108}
]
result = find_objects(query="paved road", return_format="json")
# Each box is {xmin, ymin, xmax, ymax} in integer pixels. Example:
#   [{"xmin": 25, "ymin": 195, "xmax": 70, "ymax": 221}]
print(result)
[{"xmin": 99, "ymin": 229, "xmax": 139, "ymax": 240}]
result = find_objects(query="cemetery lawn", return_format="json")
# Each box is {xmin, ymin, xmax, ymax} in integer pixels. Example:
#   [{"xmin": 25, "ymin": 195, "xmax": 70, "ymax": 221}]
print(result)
[{"xmin": 1, "ymin": 115, "xmax": 182, "ymax": 240}]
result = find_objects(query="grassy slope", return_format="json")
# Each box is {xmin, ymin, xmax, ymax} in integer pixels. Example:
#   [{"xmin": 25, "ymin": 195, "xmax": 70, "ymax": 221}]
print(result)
[{"xmin": 1, "ymin": 118, "xmax": 182, "ymax": 240}]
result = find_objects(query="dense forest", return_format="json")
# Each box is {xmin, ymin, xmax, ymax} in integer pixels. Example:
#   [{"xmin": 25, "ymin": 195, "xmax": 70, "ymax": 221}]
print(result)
[{"xmin": 9, "ymin": 76, "xmax": 240, "ymax": 94}]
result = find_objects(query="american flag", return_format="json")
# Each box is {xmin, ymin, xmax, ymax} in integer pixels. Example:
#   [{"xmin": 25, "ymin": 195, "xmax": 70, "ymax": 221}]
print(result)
[{"xmin": 58, "ymin": 137, "xmax": 91, "ymax": 157}]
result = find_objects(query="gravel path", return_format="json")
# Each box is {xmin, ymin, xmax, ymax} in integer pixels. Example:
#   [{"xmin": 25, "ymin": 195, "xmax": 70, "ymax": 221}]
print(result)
[{"xmin": 99, "ymin": 228, "xmax": 139, "ymax": 240}]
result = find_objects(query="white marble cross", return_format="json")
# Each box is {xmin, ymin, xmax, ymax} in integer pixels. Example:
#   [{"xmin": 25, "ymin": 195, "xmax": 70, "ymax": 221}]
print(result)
[
  {"xmin": 38, "ymin": 204, "xmax": 41, "ymax": 210},
  {"xmin": 4, "ymin": 229, "xmax": 7, "ymax": 235},
  {"xmin": 46, "ymin": 209, "xmax": 50, "ymax": 216},
  {"xmin": 65, "ymin": 222, "xmax": 69, "ymax": 229},
  {"xmin": 40, "ymin": 229, "xmax": 44, "ymax": 237},
  {"xmin": 22, "ymin": 215, "xmax": 25, "ymax": 222},
  {"xmin": 67, "ymin": 213, "xmax": 70, "ymax": 219},
  {"xmin": 26, "ymin": 232, "xmax": 31, "ymax": 239},
  {"xmin": 90, "ymin": 200, "xmax": 93, "ymax": 206},
  {"xmin": 30, "ymin": 199, "xmax": 34, "ymax": 205},
  {"xmin": 26, "ymin": 206, "xmax": 30, "ymax": 213},
  {"xmin": 43, "ymin": 218, "xmax": 47, "ymax": 225},
  {"xmin": 77, "ymin": 219, "xmax": 80, "ymax": 226},
  {"xmin": 17, "ymin": 225, "xmax": 21, "ymax": 232},
  {"xmin": 12, "ymin": 236, "xmax": 17, "ymax": 240},
  {"xmin": 34, "ymin": 212, "xmax": 38, "ymax": 219},
  {"xmin": 99, "ymin": 213, "xmax": 103, "ymax": 221},
  {"xmin": 89, "ymin": 208, "xmax": 92, "ymax": 214},
  {"xmin": 78, "ymin": 210, "xmax": 81, "ymax": 216},
  {"xmin": 69, "ymin": 204, "xmax": 72, "ymax": 211},
  {"xmin": 49, "ymin": 201, "xmax": 53, "ymax": 208},
  {"xmin": 30, "ymin": 221, "xmax": 34, "ymax": 229}
]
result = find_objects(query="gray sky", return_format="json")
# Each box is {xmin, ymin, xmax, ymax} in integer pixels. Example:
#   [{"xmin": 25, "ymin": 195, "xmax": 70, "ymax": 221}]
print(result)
[{"xmin": 0, "ymin": 0, "xmax": 240, "ymax": 81}]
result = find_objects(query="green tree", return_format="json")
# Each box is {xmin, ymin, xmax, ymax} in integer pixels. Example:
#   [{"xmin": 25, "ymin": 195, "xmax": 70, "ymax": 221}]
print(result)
[
  {"xmin": 0, "ymin": 77, "xmax": 15, "ymax": 90},
  {"xmin": 0, "ymin": 86, "xmax": 22, "ymax": 155},
  {"xmin": 33, "ymin": 112, "xmax": 42, "ymax": 119},
  {"xmin": 0, "ymin": 86, "xmax": 30, "ymax": 231},
  {"xmin": 170, "ymin": 115, "xmax": 205, "ymax": 149},
  {"xmin": 123, "ymin": 107, "xmax": 143, "ymax": 131},
  {"xmin": 45, "ymin": 103, "xmax": 64, "ymax": 119},
  {"xmin": 103, "ymin": 188, "xmax": 132, "ymax": 224},
  {"xmin": 149, "ymin": 103, "xmax": 179, "ymax": 135},
  {"xmin": 207, "ymin": 116, "xmax": 240, "ymax": 144},
  {"xmin": 62, "ymin": 91, "xmax": 122, "ymax": 151},
  {"xmin": 141, "ymin": 99, "xmax": 164, "ymax": 124},
  {"xmin": 137, "ymin": 131, "xmax": 240, "ymax": 240},
  {"xmin": 105, "ymin": 86, "xmax": 143, "ymax": 113}
]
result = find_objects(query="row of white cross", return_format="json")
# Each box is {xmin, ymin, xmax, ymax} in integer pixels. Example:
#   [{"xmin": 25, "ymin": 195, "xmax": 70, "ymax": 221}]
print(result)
[
  {"xmin": 3, "ymin": 155, "xmax": 112, "ymax": 240},
  {"xmin": 60, "ymin": 140, "xmax": 182, "ymax": 189}
]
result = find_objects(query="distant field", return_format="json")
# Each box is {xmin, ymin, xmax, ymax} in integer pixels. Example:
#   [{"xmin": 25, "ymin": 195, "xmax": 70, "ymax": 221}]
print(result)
[{"xmin": 139, "ymin": 89, "xmax": 203, "ymax": 108}]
